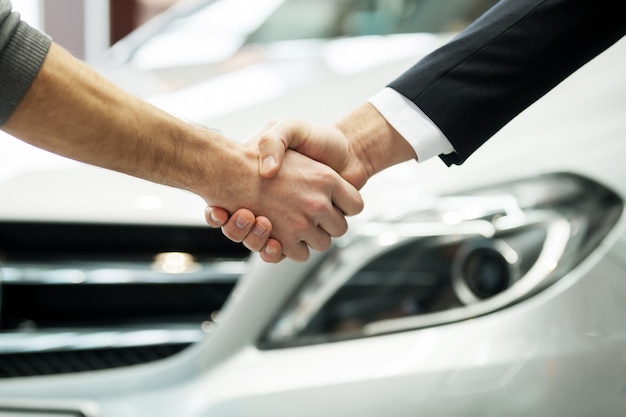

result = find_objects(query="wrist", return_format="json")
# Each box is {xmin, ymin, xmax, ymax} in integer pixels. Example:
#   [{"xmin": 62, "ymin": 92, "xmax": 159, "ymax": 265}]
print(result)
[
  {"xmin": 337, "ymin": 103, "xmax": 416, "ymax": 186},
  {"xmin": 175, "ymin": 127, "xmax": 244, "ymax": 199},
  {"xmin": 184, "ymin": 136, "xmax": 262, "ymax": 212}
]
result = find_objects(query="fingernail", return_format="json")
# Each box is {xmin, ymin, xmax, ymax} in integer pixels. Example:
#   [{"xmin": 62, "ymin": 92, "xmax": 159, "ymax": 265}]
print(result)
[
  {"xmin": 253, "ymin": 223, "xmax": 267, "ymax": 236},
  {"xmin": 262, "ymin": 155, "xmax": 276, "ymax": 173},
  {"xmin": 236, "ymin": 215, "xmax": 250, "ymax": 228},
  {"xmin": 264, "ymin": 245, "xmax": 276, "ymax": 255},
  {"xmin": 207, "ymin": 209, "xmax": 219, "ymax": 224}
]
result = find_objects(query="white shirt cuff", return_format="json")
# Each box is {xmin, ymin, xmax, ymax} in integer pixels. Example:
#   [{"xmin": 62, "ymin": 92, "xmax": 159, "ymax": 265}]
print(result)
[{"xmin": 368, "ymin": 87, "xmax": 455, "ymax": 162}]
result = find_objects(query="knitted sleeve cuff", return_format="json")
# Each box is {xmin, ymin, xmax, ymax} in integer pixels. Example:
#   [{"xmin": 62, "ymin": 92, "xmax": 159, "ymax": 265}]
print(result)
[{"xmin": 0, "ymin": 21, "xmax": 51, "ymax": 125}]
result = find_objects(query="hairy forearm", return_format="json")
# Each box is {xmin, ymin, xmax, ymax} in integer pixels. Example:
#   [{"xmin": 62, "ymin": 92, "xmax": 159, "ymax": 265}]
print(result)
[
  {"xmin": 2, "ymin": 43, "xmax": 237, "ymax": 199},
  {"xmin": 2, "ymin": 42, "xmax": 362, "ymax": 262},
  {"xmin": 334, "ymin": 102, "xmax": 417, "ymax": 187}
]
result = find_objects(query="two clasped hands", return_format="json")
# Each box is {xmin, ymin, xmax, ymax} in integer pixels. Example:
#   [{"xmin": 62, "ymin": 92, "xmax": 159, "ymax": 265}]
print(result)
[
  {"xmin": 203, "ymin": 102, "xmax": 417, "ymax": 264},
  {"xmin": 7, "ymin": 0, "xmax": 618, "ymax": 266}
]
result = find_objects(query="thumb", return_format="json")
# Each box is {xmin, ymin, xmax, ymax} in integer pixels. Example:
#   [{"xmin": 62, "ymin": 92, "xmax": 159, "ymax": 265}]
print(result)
[
  {"xmin": 257, "ymin": 119, "xmax": 310, "ymax": 178},
  {"xmin": 257, "ymin": 131, "xmax": 287, "ymax": 178}
]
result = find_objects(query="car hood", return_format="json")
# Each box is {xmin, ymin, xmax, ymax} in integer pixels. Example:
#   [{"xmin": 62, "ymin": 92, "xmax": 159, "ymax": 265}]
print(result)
[{"xmin": 0, "ymin": 134, "xmax": 205, "ymax": 225}]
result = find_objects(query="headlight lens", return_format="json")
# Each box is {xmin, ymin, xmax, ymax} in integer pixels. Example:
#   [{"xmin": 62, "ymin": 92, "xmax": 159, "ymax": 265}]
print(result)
[{"xmin": 261, "ymin": 173, "xmax": 623, "ymax": 348}]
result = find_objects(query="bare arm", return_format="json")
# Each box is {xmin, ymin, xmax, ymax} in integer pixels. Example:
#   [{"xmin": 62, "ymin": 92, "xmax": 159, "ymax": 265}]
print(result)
[
  {"xmin": 4, "ymin": 44, "xmax": 235, "ymax": 195},
  {"xmin": 2, "ymin": 43, "xmax": 363, "ymax": 262}
]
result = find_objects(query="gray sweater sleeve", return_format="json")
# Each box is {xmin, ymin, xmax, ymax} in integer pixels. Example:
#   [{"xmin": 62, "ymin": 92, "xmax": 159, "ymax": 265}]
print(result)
[{"xmin": 0, "ymin": 0, "xmax": 51, "ymax": 125}]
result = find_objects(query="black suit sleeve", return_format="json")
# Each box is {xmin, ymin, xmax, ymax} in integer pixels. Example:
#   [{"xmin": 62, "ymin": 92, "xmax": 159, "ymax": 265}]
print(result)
[{"xmin": 388, "ymin": 0, "xmax": 626, "ymax": 165}]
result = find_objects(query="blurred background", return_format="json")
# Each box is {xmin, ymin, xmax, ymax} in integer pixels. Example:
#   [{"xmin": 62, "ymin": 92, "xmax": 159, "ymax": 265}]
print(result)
[{"xmin": 16, "ymin": 0, "xmax": 181, "ymax": 62}]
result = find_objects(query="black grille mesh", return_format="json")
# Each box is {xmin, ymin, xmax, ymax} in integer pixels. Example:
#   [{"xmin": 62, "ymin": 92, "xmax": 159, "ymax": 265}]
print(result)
[
  {"xmin": 0, "ymin": 343, "xmax": 190, "ymax": 378},
  {"xmin": 0, "ymin": 221, "xmax": 245, "ymax": 379},
  {"xmin": 1, "ymin": 282, "xmax": 234, "ymax": 329}
]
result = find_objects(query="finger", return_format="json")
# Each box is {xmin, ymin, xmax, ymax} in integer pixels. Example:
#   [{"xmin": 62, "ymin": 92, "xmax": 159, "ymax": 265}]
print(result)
[
  {"xmin": 204, "ymin": 206, "xmax": 230, "ymax": 228},
  {"xmin": 281, "ymin": 240, "xmax": 310, "ymax": 262},
  {"xmin": 301, "ymin": 227, "xmax": 333, "ymax": 252},
  {"xmin": 259, "ymin": 238, "xmax": 285, "ymax": 263},
  {"xmin": 257, "ymin": 119, "xmax": 310, "ymax": 178},
  {"xmin": 220, "ymin": 209, "xmax": 256, "ymax": 243},
  {"xmin": 317, "ymin": 207, "xmax": 349, "ymax": 238},
  {"xmin": 241, "ymin": 216, "xmax": 273, "ymax": 252},
  {"xmin": 332, "ymin": 176, "xmax": 365, "ymax": 216}
]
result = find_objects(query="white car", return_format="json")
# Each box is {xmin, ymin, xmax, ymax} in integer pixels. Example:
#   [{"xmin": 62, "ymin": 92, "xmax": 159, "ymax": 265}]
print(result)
[{"xmin": 1, "ymin": 0, "xmax": 626, "ymax": 415}]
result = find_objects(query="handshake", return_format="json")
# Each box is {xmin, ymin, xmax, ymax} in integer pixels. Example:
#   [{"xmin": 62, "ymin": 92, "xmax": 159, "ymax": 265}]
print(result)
[
  {"xmin": 202, "ymin": 102, "xmax": 417, "ymax": 264},
  {"xmin": 6, "ymin": 0, "xmax": 618, "ymax": 266},
  {"xmin": 0, "ymin": 43, "xmax": 417, "ymax": 265}
]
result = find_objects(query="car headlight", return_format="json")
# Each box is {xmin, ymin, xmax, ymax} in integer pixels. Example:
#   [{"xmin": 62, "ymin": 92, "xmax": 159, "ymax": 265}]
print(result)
[{"xmin": 261, "ymin": 173, "xmax": 623, "ymax": 347}]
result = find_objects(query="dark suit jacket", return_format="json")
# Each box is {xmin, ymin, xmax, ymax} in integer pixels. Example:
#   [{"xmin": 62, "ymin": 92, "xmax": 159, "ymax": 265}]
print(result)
[{"xmin": 388, "ymin": 0, "xmax": 626, "ymax": 165}]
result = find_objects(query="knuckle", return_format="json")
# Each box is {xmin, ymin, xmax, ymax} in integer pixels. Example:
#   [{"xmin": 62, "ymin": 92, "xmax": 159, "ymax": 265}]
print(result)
[
  {"xmin": 285, "ymin": 240, "xmax": 310, "ymax": 262},
  {"xmin": 316, "ymin": 236, "xmax": 332, "ymax": 252},
  {"xmin": 294, "ymin": 251, "xmax": 310, "ymax": 262},
  {"xmin": 344, "ymin": 196, "xmax": 364, "ymax": 216},
  {"xmin": 306, "ymin": 196, "xmax": 331, "ymax": 217},
  {"xmin": 319, "ymin": 169, "xmax": 336, "ymax": 185},
  {"xmin": 292, "ymin": 217, "xmax": 312, "ymax": 235},
  {"xmin": 354, "ymin": 197, "xmax": 365, "ymax": 214},
  {"xmin": 330, "ymin": 220, "xmax": 348, "ymax": 238},
  {"xmin": 257, "ymin": 134, "xmax": 273, "ymax": 147}
]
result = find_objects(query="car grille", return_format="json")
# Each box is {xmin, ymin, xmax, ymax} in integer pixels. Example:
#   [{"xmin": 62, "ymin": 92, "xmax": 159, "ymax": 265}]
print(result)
[
  {"xmin": 0, "ymin": 221, "xmax": 249, "ymax": 378},
  {"xmin": 0, "ymin": 343, "xmax": 189, "ymax": 378}
]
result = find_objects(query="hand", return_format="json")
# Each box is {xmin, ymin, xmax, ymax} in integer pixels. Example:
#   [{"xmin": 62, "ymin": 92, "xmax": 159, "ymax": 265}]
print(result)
[
  {"xmin": 205, "ymin": 119, "xmax": 368, "ymax": 263},
  {"xmin": 255, "ymin": 103, "xmax": 417, "ymax": 186},
  {"xmin": 207, "ymin": 103, "xmax": 416, "ymax": 261},
  {"xmin": 204, "ymin": 145, "xmax": 363, "ymax": 263},
  {"xmin": 257, "ymin": 119, "xmax": 370, "ymax": 189},
  {"xmin": 205, "ymin": 207, "xmax": 285, "ymax": 263}
]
